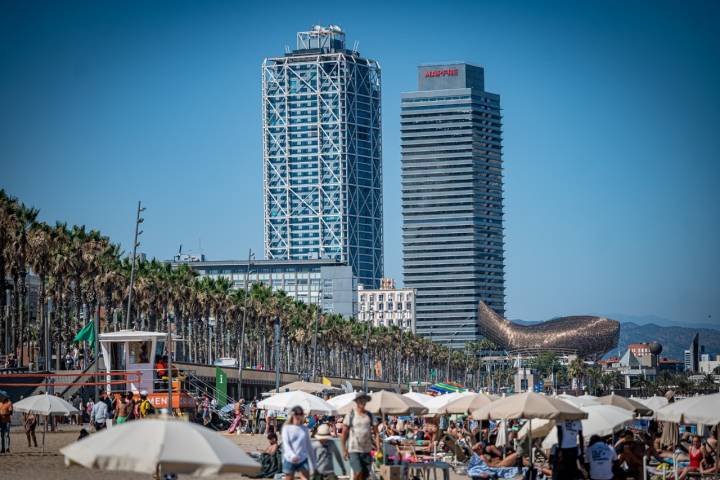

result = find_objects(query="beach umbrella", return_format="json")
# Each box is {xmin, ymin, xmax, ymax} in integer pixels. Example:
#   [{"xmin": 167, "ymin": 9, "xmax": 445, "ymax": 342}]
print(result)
[
  {"xmin": 426, "ymin": 391, "xmax": 474, "ymax": 414},
  {"xmin": 655, "ymin": 393, "xmax": 720, "ymax": 425},
  {"xmin": 14, "ymin": 393, "xmax": 79, "ymax": 454},
  {"xmin": 557, "ymin": 394, "xmax": 600, "ymax": 407},
  {"xmin": 0, "ymin": 389, "xmax": 9, "ymax": 399},
  {"xmin": 257, "ymin": 390, "xmax": 336, "ymax": 415},
  {"xmin": 598, "ymin": 393, "xmax": 653, "ymax": 416},
  {"xmin": 328, "ymin": 392, "xmax": 359, "ymax": 415},
  {"xmin": 518, "ymin": 419, "xmax": 555, "ymax": 441},
  {"xmin": 442, "ymin": 392, "xmax": 497, "ymax": 415},
  {"xmin": 636, "ymin": 395, "xmax": 669, "ymax": 416},
  {"xmin": 60, "ymin": 418, "xmax": 260, "ymax": 477},
  {"xmin": 471, "ymin": 392, "xmax": 586, "ymax": 466},
  {"xmin": 266, "ymin": 380, "xmax": 339, "ymax": 394},
  {"xmin": 366, "ymin": 390, "xmax": 428, "ymax": 416},
  {"xmin": 471, "ymin": 392, "xmax": 588, "ymax": 421},
  {"xmin": 541, "ymin": 404, "xmax": 634, "ymax": 450},
  {"xmin": 402, "ymin": 391, "xmax": 434, "ymax": 406}
]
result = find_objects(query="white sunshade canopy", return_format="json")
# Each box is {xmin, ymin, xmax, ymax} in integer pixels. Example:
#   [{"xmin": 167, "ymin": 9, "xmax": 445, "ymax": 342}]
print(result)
[
  {"xmin": 635, "ymin": 395, "xmax": 669, "ymax": 415},
  {"xmin": 557, "ymin": 394, "xmax": 600, "ymax": 408},
  {"xmin": 14, "ymin": 393, "xmax": 79, "ymax": 416},
  {"xmin": 366, "ymin": 390, "xmax": 428, "ymax": 416},
  {"xmin": 425, "ymin": 391, "xmax": 475, "ymax": 414},
  {"xmin": 328, "ymin": 392, "xmax": 359, "ymax": 416},
  {"xmin": 655, "ymin": 392, "xmax": 720, "ymax": 425},
  {"xmin": 541, "ymin": 404, "xmax": 635, "ymax": 450},
  {"xmin": 402, "ymin": 391, "xmax": 435, "ymax": 406},
  {"xmin": 472, "ymin": 392, "xmax": 587, "ymax": 421},
  {"xmin": 257, "ymin": 390, "xmax": 337, "ymax": 415},
  {"xmin": 442, "ymin": 392, "xmax": 498, "ymax": 415},
  {"xmin": 61, "ymin": 418, "xmax": 260, "ymax": 477}
]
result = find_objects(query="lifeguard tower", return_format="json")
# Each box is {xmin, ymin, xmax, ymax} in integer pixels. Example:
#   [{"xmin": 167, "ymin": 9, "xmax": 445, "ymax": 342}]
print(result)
[{"xmin": 99, "ymin": 330, "xmax": 195, "ymax": 410}]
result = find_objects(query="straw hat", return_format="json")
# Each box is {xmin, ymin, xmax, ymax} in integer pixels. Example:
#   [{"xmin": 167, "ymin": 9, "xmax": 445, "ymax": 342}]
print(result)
[{"xmin": 315, "ymin": 424, "xmax": 332, "ymax": 439}]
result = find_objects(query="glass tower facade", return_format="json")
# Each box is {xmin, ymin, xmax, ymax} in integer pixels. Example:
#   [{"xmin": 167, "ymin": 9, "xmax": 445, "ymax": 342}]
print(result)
[
  {"xmin": 263, "ymin": 26, "xmax": 383, "ymax": 288},
  {"xmin": 401, "ymin": 63, "xmax": 505, "ymax": 348}
]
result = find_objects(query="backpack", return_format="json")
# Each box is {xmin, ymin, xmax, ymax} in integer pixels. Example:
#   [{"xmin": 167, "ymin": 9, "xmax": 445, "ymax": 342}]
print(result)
[
  {"xmin": 140, "ymin": 399, "xmax": 155, "ymax": 417},
  {"xmin": 348, "ymin": 408, "xmax": 374, "ymax": 430}
]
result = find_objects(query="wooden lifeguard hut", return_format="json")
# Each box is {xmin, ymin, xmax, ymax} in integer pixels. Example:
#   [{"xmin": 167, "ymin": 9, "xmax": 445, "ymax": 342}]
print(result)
[{"xmin": 98, "ymin": 330, "xmax": 195, "ymax": 410}]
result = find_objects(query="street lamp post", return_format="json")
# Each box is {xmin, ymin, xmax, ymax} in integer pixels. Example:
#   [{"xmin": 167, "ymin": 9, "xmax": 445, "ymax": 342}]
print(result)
[
  {"xmin": 397, "ymin": 325, "xmax": 404, "ymax": 392},
  {"xmin": 311, "ymin": 285, "xmax": 321, "ymax": 382},
  {"xmin": 362, "ymin": 322, "xmax": 371, "ymax": 392},
  {"xmin": 125, "ymin": 201, "xmax": 145, "ymax": 329},
  {"xmin": 274, "ymin": 316, "xmax": 281, "ymax": 392},
  {"xmin": 237, "ymin": 249, "xmax": 254, "ymax": 400}
]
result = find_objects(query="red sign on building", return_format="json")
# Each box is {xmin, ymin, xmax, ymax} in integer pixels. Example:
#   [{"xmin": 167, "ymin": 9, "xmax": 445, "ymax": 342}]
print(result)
[{"xmin": 425, "ymin": 68, "xmax": 459, "ymax": 78}]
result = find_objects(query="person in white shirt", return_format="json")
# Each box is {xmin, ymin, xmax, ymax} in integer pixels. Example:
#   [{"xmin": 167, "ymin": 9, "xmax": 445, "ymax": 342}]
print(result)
[
  {"xmin": 555, "ymin": 418, "xmax": 584, "ymax": 478},
  {"xmin": 586, "ymin": 435, "xmax": 617, "ymax": 480},
  {"xmin": 281, "ymin": 406, "xmax": 316, "ymax": 480},
  {"xmin": 91, "ymin": 397, "xmax": 109, "ymax": 430}
]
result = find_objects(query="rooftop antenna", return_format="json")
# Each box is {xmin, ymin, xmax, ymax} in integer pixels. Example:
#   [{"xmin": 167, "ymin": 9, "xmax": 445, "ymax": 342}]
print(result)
[
  {"xmin": 284, "ymin": 45, "xmax": 290, "ymax": 54},
  {"xmin": 352, "ymin": 40, "xmax": 359, "ymax": 54}
]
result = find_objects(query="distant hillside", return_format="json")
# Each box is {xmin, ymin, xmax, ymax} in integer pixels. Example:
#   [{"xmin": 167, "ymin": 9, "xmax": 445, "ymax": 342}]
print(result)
[{"xmin": 614, "ymin": 323, "xmax": 720, "ymax": 360}]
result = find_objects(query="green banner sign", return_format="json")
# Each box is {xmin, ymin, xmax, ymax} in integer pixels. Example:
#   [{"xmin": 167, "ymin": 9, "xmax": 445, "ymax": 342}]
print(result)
[{"xmin": 215, "ymin": 367, "xmax": 228, "ymax": 407}]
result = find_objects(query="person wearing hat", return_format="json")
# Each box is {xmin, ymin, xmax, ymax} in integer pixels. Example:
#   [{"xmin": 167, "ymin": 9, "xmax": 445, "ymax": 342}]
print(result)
[
  {"xmin": 138, "ymin": 390, "xmax": 155, "ymax": 418},
  {"xmin": 341, "ymin": 394, "xmax": 378, "ymax": 480},
  {"xmin": 312, "ymin": 423, "xmax": 346, "ymax": 480}
]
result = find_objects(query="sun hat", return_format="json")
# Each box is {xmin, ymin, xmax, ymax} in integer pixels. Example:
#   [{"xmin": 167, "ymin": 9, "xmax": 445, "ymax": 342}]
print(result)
[
  {"xmin": 355, "ymin": 393, "xmax": 371, "ymax": 403},
  {"xmin": 315, "ymin": 423, "xmax": 333, "ymax": 439}
]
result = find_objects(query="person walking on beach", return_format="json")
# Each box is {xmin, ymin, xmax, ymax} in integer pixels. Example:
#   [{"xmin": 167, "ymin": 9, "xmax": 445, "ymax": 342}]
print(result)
[
  {"xmin": 312, "ymin": 423, "xmax": 346, "ymax": 480},
  {"xmin": 23, "ymin": 411, "xmax": 38, "ymax": 448},
  {"xmin": 138, "ymin": 390, "xmax": 155, "ymax": 418},
  {"xmin": 91, "ymin": 392, "xmax": 109, "ymax": 430},
  {"xmin": 282, "ymin": 406, "xmax": 316, "ymax": 480},
  {"xmin": 586, "ymin": 435, "xmax": 617, "ymax": 480},
  {"xmin": 114, "ymin": 391, "xmax": 132, "ymax": 424},
  {"xmin": 0, "ymin": 396, "xmax": 13, "ymax": 453},
  {"xmin": 341, "ymin": 394, "xmax": 378, "ymax": 480}
]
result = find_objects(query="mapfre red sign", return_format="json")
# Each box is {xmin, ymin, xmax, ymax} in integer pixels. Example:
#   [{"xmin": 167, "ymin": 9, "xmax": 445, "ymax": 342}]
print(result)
[{"xmin": 425, "ymin": 68, "xmax": 459, "ymax": 78}]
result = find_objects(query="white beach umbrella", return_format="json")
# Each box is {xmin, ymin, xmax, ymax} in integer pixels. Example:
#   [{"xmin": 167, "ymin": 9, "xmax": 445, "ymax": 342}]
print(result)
[
  {"xmin": 426, "ymin": 391, "xmax": 475, "ymax": 414},
  {"xmin": 257, "ymin": 390, "xmax": 337, "ymax": 415},
  {"xmin": 267, "ymin": 380, "xmax": 339, "ymax": 394},
  {"xmin": 518, "ymin": 419, "xmax": 555, "ymax": 441},
  {"xmin": 14, "ymin": 393, "xmax": 79, "ymax": 454},
  {"xmin": 557, "ymin": 394, "xmax": 600, "ymax": 407},
  {"xmin": 402, "ymin": 391, "xmax": 434, "ymax": 406},
  {"xmin": 541, "ymin": 404, "xmax": 634, "ymax": 450},
  {"xmin": 471, "ymin": 392, "xmax": 588, "ymax": 421},
  {"xmin": 61, "ymin": 418, "xmax": 260, "ymax": 477},
  {"xmin": 366, "ymin": 390, "xmax": 428, "ymax": 416},
  {"xmin": 655, "ymin": 393, "xmax": 720, "ymax": 425},
  {"xmin": 598, "ymin": 393, "xmax": 653, "ymax": 416},
  {"xmin": 14, "ymin": 393, "xmax": 79, "ymax": 416},
  {"xmin": 636, "ymin": 395, "xmax": 669, "ymax": 416},
  {"xmin": 443, "ymin": 392, "xmax": 498, "ymax": 415},
  {"xmin": 328, "ymin": 391, "xmax": 359, "ymax": 415}
]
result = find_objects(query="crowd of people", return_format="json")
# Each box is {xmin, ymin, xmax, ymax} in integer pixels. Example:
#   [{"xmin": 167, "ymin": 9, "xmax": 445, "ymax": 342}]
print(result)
[{"xmin": 224, "ymin": 392, "xmax": 720, "ymax": 480}]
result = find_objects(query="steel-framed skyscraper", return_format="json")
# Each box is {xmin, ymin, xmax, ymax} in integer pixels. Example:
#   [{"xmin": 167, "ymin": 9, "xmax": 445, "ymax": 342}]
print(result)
[
  {"xmin": 263, "ymin": 26, "xmax": 383, "ymax": 288},
  {"xmin": 401, "ymin": 63, "xmax": 505, "ymax": 348}
]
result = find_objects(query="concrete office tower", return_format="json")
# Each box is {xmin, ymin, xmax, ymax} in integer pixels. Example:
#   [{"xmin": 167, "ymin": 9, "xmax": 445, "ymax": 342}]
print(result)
[
  {"xmin": 262, "ymin": 25, "xmax": 383, "ymax": 288},
  {"xmin": 401, "ymin": 64, "xmax": 505, "ymax": 348}
]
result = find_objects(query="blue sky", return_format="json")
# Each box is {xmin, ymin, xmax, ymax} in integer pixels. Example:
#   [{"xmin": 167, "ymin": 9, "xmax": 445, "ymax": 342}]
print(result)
[{"xmin": 2, "ymin": 0, "xmax": 719, "ymax": 325}]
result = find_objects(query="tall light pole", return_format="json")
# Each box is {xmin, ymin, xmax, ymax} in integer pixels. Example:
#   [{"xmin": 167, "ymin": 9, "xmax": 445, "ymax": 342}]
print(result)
[
  {"xmin": 125, "ymin": 201, "xmax": 145, "ymax": 329},
  {"xmin": 311, "ymin": 285, "xmax": 321, "ymax": 382},
  {"xmin": 396, "ymin": 325, "xmax": 404, "ymax": 392},
  {"xmin": 237, "ymin": 249, "xmax": 254, "ymax": 399},
  {"xmin": 362, "ymin": 322, "xmax": 371, "ymax": 392},
  {"xmin": 274, "ymin": 316, "xmax": 281, "ymax": 392}
]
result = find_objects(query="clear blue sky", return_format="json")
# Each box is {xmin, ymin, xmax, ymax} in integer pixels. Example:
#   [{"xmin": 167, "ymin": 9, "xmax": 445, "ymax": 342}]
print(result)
[{"xmin": 2, "ymin": 0, "xmax": 719, "ymax": 325}]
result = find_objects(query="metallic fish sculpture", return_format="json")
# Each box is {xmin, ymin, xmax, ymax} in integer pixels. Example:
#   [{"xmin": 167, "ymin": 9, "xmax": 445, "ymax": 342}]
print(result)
[{"xmin": 477, "ymin": 301, "xmax": 620, "ymax": 359}]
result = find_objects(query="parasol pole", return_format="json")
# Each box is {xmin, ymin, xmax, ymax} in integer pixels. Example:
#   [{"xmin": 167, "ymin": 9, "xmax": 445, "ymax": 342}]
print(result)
[{"xmin": 42, "ymin": 414, "xmax": 47, "ymax": 455}]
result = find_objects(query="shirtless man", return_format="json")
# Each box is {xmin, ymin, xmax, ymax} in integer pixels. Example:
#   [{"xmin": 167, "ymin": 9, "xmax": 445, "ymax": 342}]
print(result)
[{"xmin": 114, "ymin": 393, "xmax": 132, "ymax": 424}]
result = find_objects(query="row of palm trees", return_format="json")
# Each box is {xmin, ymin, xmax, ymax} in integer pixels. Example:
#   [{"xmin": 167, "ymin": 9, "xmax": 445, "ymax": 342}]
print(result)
[{"xmin": 0, "ymin": 190, "xmax": 505, "ymax": 387}]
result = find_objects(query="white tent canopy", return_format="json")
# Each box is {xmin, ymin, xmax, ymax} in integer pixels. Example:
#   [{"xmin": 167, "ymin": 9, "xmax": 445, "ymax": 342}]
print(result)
[
  {"xmin": 402, "ymin": 391, "xmax": 434, "ymax": 406},
  {"xmin": 61, "ymin": 418, "xmax": 260, "ymax": 477},
  {"xmin": 541, "ymin": 404, "xmax": 634, "ymax": 450},
  {"xmin": 557, "ymin": 394, "xmax": 600, "ymax": 407},
  {"xmin": 257, "ymin": 390, "xmax": 337, "ymax": 415},
  {"xmin": 655, "ymin": 393, "xmax": 720, "ymax": 425},
  {"xmin": 425, "ymin": 391, "xmax": 475, "ymax": 414},
  {"xmin": 327, "ymin": 392, "xmax": 359, "ymax": 416},
  {"xmin": 14, "ymin": 393, "xmax": 79, "ymax": 416}
]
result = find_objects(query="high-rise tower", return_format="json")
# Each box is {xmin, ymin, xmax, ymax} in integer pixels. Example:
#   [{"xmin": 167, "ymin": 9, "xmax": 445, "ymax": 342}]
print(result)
[
  {"xmin": 401, "ymin": 63, "xmax": 505, "ymax": 347},
  {"xmin": 263, "ymin": 26, "xmax": 383, "ymax": 288}
]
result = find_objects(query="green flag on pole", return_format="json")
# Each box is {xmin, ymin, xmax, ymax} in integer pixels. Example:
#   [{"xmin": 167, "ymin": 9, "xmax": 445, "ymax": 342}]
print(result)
[
  {"xmin": 73, "ymin": 321, "xmax": 95, "ymax": 347},
  {"xmin": 215, "ymin": 367, "xmax": 228, "ymax": 407}
]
